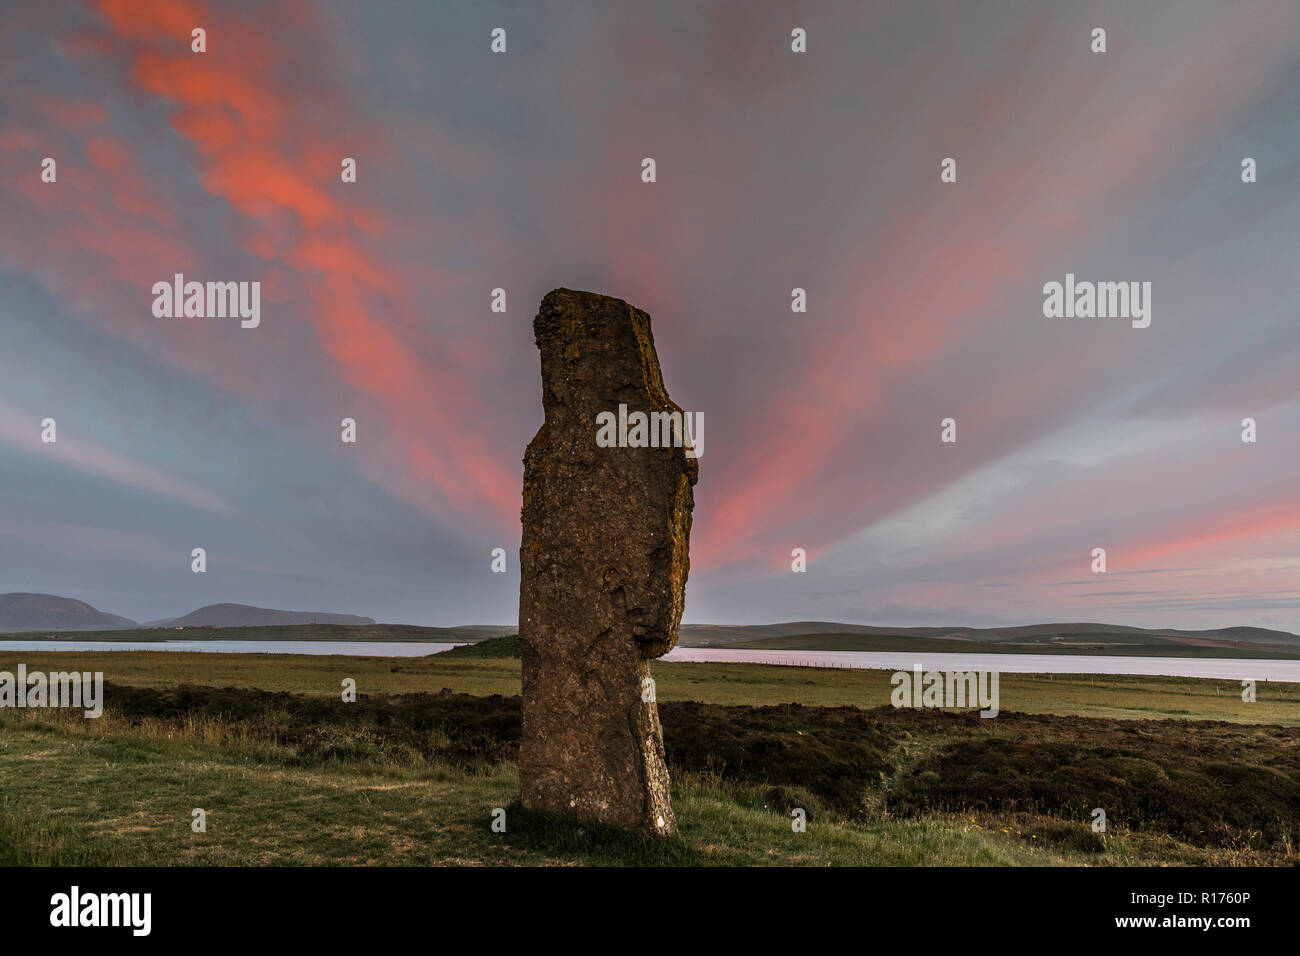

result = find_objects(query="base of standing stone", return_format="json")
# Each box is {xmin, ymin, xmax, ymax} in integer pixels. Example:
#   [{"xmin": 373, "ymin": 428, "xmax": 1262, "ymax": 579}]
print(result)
[{"xmin": 520, "ymin": 652, "xmax": 675, "ymax": 836}]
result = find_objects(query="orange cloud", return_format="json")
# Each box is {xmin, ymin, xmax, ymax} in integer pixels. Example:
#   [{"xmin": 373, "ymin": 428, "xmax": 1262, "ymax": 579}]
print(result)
[{"xmin": 80, "ymin": 0, "xmax": 522, "ymax": 529}]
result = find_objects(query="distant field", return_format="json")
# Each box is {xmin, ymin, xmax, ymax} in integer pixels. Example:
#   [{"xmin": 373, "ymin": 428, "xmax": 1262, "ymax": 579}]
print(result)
[{"xmin": 4, "ymin": 648, "xmax": 1298, "ymax": 725}]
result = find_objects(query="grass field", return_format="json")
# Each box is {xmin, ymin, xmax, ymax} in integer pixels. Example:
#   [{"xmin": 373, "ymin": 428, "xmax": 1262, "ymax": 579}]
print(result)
[
  {"xmin": 0, "ymin": 646, "xmax": 1296, "ymax": 866},
  {"xmin": 5, "ymin": 646, "xmax": 1296, "ymax": 724}
]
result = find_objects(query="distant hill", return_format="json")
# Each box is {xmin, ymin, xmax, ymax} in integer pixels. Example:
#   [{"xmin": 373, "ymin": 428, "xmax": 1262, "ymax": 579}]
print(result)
[
  {"xmin": 676, "ymin": 620, "xmax": 1300, "ymax": 655},
  {"xmin": 150, "ymin": 603, "xmax": 375, "ymax": 628},
  {"xmin": 0, "ymin": 593, "xmax": 137, "ymax": 632},
  {"xmin": 5, "ymin": 595, "xmax": 1298, "ymax": 660},
  {"xmin": 437, "ymin": 634, "xmax": 521, "ymax": 658}
]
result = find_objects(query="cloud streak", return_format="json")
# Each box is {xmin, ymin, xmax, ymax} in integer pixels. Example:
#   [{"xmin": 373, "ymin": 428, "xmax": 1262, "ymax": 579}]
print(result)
[{"xmin": 1, "ymin": 0, "xmax": 1298, "ymax": 628}]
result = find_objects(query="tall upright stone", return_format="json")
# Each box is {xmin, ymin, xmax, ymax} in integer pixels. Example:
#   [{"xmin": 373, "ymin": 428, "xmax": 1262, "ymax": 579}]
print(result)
[{"xmin": 519, "ymin": 288, "xmax": 698, "ymax": 836}]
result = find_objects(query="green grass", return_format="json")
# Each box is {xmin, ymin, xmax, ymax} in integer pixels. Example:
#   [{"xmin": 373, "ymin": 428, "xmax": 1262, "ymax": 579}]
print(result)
[
  {"xmin": 0, "ymin": 664, "xmax": 1296, "ymax": 866},
  {"xmin": 0, "ymin": 715, "xmax": 1089, "ymax": 866},
  {"xmin": 436, "ymin": 635, "xmax": 521, "ymax": 658}
]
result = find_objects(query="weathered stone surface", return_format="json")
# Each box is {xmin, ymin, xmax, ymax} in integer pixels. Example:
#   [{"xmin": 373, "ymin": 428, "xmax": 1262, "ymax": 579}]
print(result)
[{"xmin": 519, "ymin": 288, "xmax": 698, "ymax": 837}]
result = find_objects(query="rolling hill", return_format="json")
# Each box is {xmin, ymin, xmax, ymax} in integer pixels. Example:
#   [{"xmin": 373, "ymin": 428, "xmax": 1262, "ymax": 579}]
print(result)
[
  {"xmin": 0, "ymin": 593, "xmax": 138, "ymax": 632},
  {"xmin": 148, "ymin": 603, "xmax": 376, "ymax": 627},
  {"xmin": 675, "ymin": 621, "xmax": 1300, "ymax": 656},
  {"xmin": 4, "ymin": 593, "xmax": 1298, "ymax": 659}
]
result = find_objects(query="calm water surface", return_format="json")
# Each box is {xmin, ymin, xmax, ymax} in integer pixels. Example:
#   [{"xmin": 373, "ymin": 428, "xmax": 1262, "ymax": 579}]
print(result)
[
  {"xmin": 0, "ymin": 639, "xmax": 459, "ymax": 657},
  {"xmin": 662, "ymin": 647, "xmax": 1300, "ymax": 681},
  {"xmin": 1, "ymin": 639, "xmax": 1297, "ymax": 680}
]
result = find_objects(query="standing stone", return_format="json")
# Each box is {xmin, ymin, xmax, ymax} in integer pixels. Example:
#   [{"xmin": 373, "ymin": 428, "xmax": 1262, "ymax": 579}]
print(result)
[{"xmin": 519, "ymin": 288, "xmax": 698, "ymax": 837}]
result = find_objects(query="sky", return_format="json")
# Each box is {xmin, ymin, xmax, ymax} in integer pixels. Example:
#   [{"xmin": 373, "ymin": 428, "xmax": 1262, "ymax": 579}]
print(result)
[{"xmin": 2, "ymin": 0, "xmax": 1299, "ymax": 631}]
